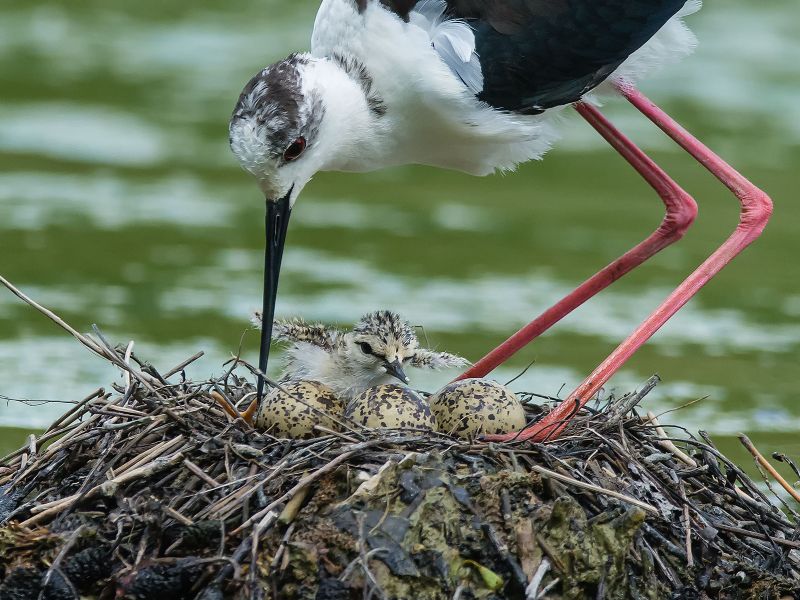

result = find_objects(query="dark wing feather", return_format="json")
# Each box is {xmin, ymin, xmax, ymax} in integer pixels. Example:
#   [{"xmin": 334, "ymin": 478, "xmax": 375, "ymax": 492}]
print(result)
[
  {"xmin": 377, "ymin": 0, "xmax": 418, "ymax": 21},
  {"xmin": 374, "ymin": 0, "xmax": 688, "ymax": 113}
]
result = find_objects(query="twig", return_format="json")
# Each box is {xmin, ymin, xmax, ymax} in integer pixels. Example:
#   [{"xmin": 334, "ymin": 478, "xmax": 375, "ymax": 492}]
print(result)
[
  {"xmin": 605, "ymin": 376, "xmax": 660, "ymax": 427},
  {"xmin": 45, "ymin": 388, "xmax": 105, "ymax": 433},
  {"xmin": 184, "ymin": 458, "xmax": 223, "ymax": 488},
  {"xmin": 645, "ymin": 412, "xmax": 697, "ymax": 467},
  {"xmin": 249, "ymin": 510, "xmax": 279, "ymax": 596},
  {"xmin": 22, "ymin": 452, "xmax": 185, "ymax": 527},
  {"xmin": 164, "ymin": 351, "xmax": 205, "ymax": 379},
  {"xmin": 233, "ymin": 448, "xmax": 363, "ymax": 535},
  {"xmin": 0, "ymin": 274, "xmax": 157, "ymax": 392},
  {"xmin": 163, "ymin": 506, "xmax": 194, "ymax": 527},
  {"xmin": 738, "ymin": 434, "xmax": 800, "ymax": 504},
  {"xmin": 529, "ymin": 465, "xmax": 658, "ymax": 515},
  {"xmin": 123, "ymin": 340, "xmax": 135, "ymax": 394},
  {"xmin": 714, "ymin": 523, "xmax": 800, "ymax": 550},
  {"xmin": 526, "ymin": 558, "xmax": 550, "ymax": 600}
]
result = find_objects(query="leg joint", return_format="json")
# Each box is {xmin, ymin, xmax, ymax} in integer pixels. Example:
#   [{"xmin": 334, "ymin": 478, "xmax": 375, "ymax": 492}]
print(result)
[
  {"xmin": 739, "ymin": 187, "xmax": 773, "ymax": 230},
  {"xmin": 660, "ymin": 190, "xmax": 698, "ymax": 239}
]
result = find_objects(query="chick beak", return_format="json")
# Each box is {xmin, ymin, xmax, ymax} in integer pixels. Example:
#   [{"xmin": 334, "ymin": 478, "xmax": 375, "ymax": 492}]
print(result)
[
  {"xmin": 257, "ymin": 190, "xmax": 292, "ymax": 401},
  {"xmin": 384, "ymin": 359, "xmax": 410, "ymax": 384}
]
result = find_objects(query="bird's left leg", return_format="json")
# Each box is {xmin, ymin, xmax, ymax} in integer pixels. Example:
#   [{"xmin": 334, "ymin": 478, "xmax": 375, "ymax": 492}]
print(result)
[
  {"xmin": 458, "ymin": 101, "xmax": 697, "ymax": 380},
  {"xmin": 486, "ymin": 86, "xmax": 772, "ymax": 443}
]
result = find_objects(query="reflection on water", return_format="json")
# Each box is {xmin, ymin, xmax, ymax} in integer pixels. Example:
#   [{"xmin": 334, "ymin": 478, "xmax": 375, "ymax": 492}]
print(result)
[{"xmin": 1, "ymin": 0, "xmax": 798, "ymax": 443}]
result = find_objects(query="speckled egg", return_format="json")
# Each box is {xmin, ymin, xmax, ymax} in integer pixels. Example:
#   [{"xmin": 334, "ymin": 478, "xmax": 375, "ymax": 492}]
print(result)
[
  {"xmin": 344, "ymin": 384, "xmax": 436, "ymax": 431},
  {"xmin": 254, "ymin": 380, "xmax": 344, "ymax": 439},
  {"xmin": 430, "ymin": 378, "xmax": 527, "ymax": 438}
]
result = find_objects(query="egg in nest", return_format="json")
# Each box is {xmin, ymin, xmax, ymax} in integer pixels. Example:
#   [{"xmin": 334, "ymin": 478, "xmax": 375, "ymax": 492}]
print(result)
[
  {"xmin": 254, "ymin": 380, "xmax": 344, "ymax": 439},
  {"xmin": 345, "ymin": 384, "xmax": 436, "ymax": 431},
  {"xmin": 430, "ymin": 378, "xmax": 527, "ymax": 438}
]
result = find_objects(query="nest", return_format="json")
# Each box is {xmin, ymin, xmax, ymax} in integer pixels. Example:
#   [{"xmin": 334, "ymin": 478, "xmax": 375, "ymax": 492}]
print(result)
[
  {"xmin": 0, "ymin": 276, "xmax": 799, "ymax": 599},
  {"xmin": 1, "ymin": 344, "xmax": 799, "ymax": 600}
]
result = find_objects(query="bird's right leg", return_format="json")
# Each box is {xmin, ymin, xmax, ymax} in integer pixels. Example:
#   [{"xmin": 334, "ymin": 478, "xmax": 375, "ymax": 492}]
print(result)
[{"xmin": 458, "ymin": 101, "xmax": 698, "ymax": 380}]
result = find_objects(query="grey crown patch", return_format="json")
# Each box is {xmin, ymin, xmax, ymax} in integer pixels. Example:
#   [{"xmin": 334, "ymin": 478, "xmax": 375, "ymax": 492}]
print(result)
[{"xmin": 230, "ymin": 54, "xmax": 324, "ymax": 159}]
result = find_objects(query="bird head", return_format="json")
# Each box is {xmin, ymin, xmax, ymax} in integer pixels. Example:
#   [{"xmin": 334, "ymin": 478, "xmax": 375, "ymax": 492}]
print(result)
[
  {"xmin": 346, "ymin": 311, "xmax": 420, "ymax": 385},
  {"xmin": 229, "ymin": 54, "xmax": 327, "ymax": 207}
]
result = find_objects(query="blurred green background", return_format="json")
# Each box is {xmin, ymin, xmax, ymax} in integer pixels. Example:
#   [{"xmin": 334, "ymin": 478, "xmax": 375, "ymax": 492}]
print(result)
[{"xmin": 1, "ymin": 1, "xmax": 798, "ymax": 467}]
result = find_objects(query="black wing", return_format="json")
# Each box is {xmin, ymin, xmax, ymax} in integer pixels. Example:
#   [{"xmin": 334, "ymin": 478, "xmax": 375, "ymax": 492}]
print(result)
[{"xmin": 376, "ymin": 0, "xmax": 688, "ymax": 113}]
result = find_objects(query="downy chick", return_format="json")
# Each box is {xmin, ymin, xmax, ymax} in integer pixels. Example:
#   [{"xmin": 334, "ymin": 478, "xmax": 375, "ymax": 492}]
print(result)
[{"xmin": 266, "ymin": 310, "xmax": 468, "ymax": 400}]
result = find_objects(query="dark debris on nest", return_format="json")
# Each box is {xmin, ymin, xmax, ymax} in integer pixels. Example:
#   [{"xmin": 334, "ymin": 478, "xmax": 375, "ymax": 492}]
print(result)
[{"xmin": 0, "ymin": 339, "xmax": 798, "ymax": 600}]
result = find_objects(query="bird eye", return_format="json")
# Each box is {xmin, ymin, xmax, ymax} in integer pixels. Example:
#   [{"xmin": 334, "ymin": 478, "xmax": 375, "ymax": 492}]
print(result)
[
  {"xmin": 359, "ymin": 342, "xmax": 373, "ymax": 355},
  {"xmin": 283, "ymin": 137, "xmax": 306, "ymax": 162}
]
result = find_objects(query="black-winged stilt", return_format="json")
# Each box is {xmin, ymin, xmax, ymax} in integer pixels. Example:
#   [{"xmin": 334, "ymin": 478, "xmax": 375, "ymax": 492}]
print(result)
[{"xmin": 228, "ymin": 0, "xmax": 772, "ymax": 442}]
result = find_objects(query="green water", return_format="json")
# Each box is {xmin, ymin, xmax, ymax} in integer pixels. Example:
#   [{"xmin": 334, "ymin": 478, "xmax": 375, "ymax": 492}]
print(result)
[{"xmin": 1, "ymin": 1, "xmax": 798, "ymax": 465}]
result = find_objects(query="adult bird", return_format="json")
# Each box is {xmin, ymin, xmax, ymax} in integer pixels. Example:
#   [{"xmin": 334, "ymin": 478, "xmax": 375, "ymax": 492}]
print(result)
[{"xmin": 228, "ymin": 0, "xmax": 771, "ymax": 442}]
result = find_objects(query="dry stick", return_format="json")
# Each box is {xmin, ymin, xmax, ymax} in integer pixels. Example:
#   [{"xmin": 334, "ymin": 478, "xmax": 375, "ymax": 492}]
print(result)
[
  {"xmin": 202, "ymin": 458, "xmax": 292, "ymax": 521},
  {"xmin": 163, "ymin": 506, "xmax": 194, "ymax": 527},
  {"xmin": 314, "ymin": 425, "xmax": 360, "ymax": 443},
  {"xmin": 605, "ymin": 376, "xmax": 660, "ymax": 426},
  {"xmin": 22, "ymin": 452, "xmax": 185, "ymax": 527},
  {"xmin": 31, "ymin": 415, "xmax": 101, "ymax": 460},
  {"xmin": 45, "ymin": 388, "xmax": 105, "ymax": 433},
  {"xmin": 164, "ymin": 351, "xmax": 205, "ymax": 379},
  {"xmin": 137, "ymin": 395, "xmax": 191, "ymax": 430},
  {"xmin": 115, "ymin": 435, "xmax": 186, "ymax": 477},
  {"xmin": 3, "ymin": 415, "xmax": 104, "ymax": 488},
  {"xmin": 529, "ymin": 465, "xmax": 659, "ymax": 516},
  {"xmin": 232, "ymin": 448, "xmax": 363, "ymax": 535},
  {"xmin": 0, "ymin": 423, "xmax": 77, "ymax": 468},
  {"xmin": 183, "ymin": 458, "xmax": 223, "ymax": 488},
  {"xmin": 0, "ymin": 274, "xmax": 157, "ymax": 392},
  {"xmin": 123, "ymin": 340, "xmax": 135, "ymax": 394},
  {"xmin": 714, "ymin": 523, "xmax": 800, "ymax": 550},
  {"xmin": 278, "ymin": 484, "xmax": 311, "ymax": 525},
  {"xmin": 0, "ymin": 274, "xmax": 105, "ymax": 356},
  {"xmin": 679, "ymin": 480, "xmax": 694, "ymax": 568},
  {"xmin": 738, "ymin": 434, "xmax": 800, "ymax": 504},
  {"xmin": 645, "ymin": 412, "xmax": 697, "ymax": 467},
  {"xmin": 526, "ymin": 558, "xmax": 551, "ymax": 600},
  {"xmin": 772, "ymin": 453, "xmax": 800, "ymax": 481},
  {"xmin": 249, "ymin": 510, "xmax": 279, "ymax": 596},
  {"xmin": 4, "ymin": 391, "xmax": 104, "ymax": 467},
  {"xmin": 92, "ymin": 327, "xmax": 163, "ymax": 392}
]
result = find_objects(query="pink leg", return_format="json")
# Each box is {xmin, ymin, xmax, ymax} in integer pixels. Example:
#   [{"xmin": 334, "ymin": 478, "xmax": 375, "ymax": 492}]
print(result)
[
  {"xmin": 486, "ymin": 86, "xmax": 773, "ymax": 443},
  {"xmin": 458, "ymin": 101, "xmax": 698, "ymax": 380}
]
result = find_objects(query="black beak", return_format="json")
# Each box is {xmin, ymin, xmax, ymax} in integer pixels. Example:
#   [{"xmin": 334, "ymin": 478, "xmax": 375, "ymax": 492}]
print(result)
[
  {"xmin": 257, "ymin": 191, "xmax": 292, "ymax": 401},
  {"xmin": 383, "ymin": 359, "xmax": 410, "ymax": 385}
]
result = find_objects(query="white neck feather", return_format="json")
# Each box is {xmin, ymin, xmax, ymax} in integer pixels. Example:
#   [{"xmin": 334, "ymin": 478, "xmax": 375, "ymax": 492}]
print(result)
[{"xmin": 303, "ymin": 58, "xmax": 390, "ymax": 174}]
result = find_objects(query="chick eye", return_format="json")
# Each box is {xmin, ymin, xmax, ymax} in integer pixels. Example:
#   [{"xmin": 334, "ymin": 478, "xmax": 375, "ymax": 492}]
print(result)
[
  {"xmin": 359, "ymin": 342, "xmax": 373, "ymax": 355},
  {"xmin": 283, "ymin": 137, "xmax": 306, "ymax": 162}
]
